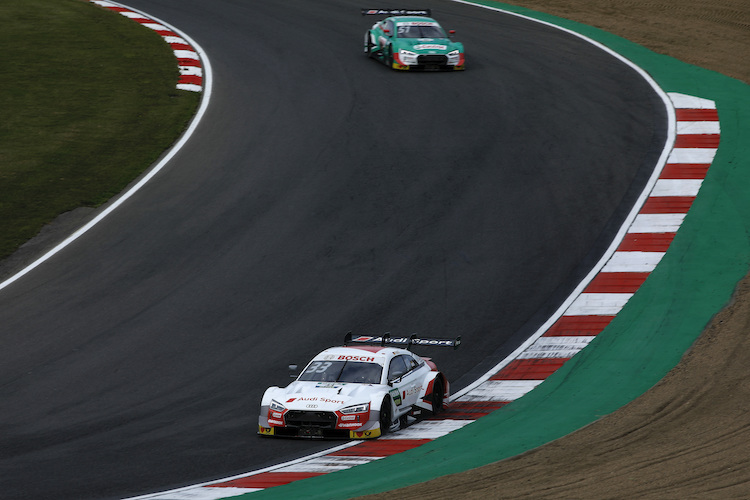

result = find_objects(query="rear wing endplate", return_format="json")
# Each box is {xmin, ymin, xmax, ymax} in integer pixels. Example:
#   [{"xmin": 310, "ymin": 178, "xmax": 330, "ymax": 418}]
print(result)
[
  {"xmin": 344, "ymin": 332, "xmax": 460, "ymax": 350},
  {"xmin": 361, "ymin": 9, "xmax": 431, "ymax": 16}
]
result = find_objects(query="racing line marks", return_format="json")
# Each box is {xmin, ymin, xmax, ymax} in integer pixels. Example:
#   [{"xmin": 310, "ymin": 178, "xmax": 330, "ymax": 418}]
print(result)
[
  {"xmin": 126, "ymin": 94, "xmax": 720, "ymax": 500},
  {"xmin": 90, "ymin": 0, "xmax": 203, "ymax": 92}
]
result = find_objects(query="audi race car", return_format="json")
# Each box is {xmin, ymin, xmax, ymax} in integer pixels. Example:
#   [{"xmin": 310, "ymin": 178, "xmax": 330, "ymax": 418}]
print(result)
[
  {"xmin": 362, "ymin": 9, "xmax": 465, "ymax": 71},
  {"xmin": 258, "ymin": 333, "xmax": 460, "ymax": 439}
]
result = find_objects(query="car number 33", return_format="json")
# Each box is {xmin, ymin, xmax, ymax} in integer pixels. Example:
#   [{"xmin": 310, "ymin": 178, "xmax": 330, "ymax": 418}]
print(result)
[{"xmin": 258, "ymin": 332, "xmax": 460, "ymax": 439}]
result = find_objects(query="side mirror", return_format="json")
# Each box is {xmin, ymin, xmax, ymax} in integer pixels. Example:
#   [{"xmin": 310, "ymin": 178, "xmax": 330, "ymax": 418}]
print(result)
[
  {"xmin": 289, "ymin": 364, "xmax": 298, "ymax": 378},
  {"xmin": 449, "ymin": 30, "xmax": 456, "ymax": 36}
]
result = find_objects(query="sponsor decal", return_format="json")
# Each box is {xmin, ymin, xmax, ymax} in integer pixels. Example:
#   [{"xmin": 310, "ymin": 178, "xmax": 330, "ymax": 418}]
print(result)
[
  {"xmin": 338, "ymin": 355, "xmax": 375, "ymax": 362},
  {"xmin": 390, "ymin": 388, "xmax": 402, "ymax": 406},
  {"xmin": 414, "ymin": 44, "xmax": 447, "ymax": 50},
  {"xmin": 315, "ymin": 383, "xmax": 339, "ymax": 388},
  {"xmin": 321, "ymin": 398, "xmax": 345, "ymax": 405},
  {"xmin": 397, "ymin": 21, "xmax": 439, "ymax": 27},
  {"xmin": 353, "ymin": 336, "xmax": 376, "ymax": 342},
  {"xmin": 354, "ymin": 335, "xmax": 411, "ymax": 345},
  {"xmin": 258, "ymin": 426, "xmax": 274, "ymax": 435},
  {"xmin": 362, "ymin": 9, "xmax": 431, "ymax": 16},
  {"xmin": 412, "ymin": 338, "xmax": 456, "ymax": 346},
  {"xmin": 403, "ymin": 385, "xmax": 423, "ymax": 398},
  {"xmin": 351, "ymin": 429, "xmax": 378, "ymax": 438},
  {"xmin": 288, "ymin": 396, "xmax": 346, "ymax": 405},
  {"xmin": 338, "ymin": 422, "xmax": 362, "ymax": 428},
  {"xmin": 350, "ymin": 334, "xmax": 460, "ymax": 348}
]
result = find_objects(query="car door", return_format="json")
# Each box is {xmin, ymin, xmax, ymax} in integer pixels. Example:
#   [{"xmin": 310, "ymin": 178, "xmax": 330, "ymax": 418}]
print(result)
[{"xmin": 387, "ymin": 354, "xmax": 424, "ymax": 414}]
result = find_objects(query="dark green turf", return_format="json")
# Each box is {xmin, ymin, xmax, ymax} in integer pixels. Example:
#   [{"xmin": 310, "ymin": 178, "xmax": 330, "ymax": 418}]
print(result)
[{"xmin": 0, "ymin": 0, "xmax": 199, "ymax": 259}]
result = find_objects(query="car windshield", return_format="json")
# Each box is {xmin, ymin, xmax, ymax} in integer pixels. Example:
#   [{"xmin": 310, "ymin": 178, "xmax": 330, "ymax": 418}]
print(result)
[
  {"xmin": 298, "ymin": 360, "xmax": 382, "ymax": 384},
  {"xmin": 396, "ymin": 23, "xmax": 445, "ymax": 39}
]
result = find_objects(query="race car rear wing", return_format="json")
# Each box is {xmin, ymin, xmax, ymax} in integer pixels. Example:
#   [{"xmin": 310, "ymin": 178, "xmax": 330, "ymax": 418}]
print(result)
[
  {"xmin": 344, "ymin": 332, "xmax": 461, "ymax": 350},
  {"xmin": 361, "ymin": 9, "xmax": 431, "ymax": 16}
]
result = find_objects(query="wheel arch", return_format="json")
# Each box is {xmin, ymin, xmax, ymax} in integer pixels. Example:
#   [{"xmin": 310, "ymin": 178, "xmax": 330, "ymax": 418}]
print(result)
[{"xmin": 415, "ymin": 371, "xmax": 449, "ymax": 412}]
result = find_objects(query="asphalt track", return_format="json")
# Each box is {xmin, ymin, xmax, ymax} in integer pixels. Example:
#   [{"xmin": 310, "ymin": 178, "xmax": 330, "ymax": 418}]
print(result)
[{"xmin": 0, "ymin": 1, "xmax": 667, "ymax": 498}]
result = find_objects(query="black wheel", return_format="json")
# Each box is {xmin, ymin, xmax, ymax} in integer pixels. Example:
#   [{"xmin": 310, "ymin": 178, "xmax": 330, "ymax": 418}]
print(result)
[
  {"xmin": 379, "ymin": 397, "xmax": 392, "ymax": 436},
  {"xmin": 386, "ymin": 45, "xmax": 394, "ymax": 68},
  {"xmin": 364, "ymin": 33, "xmax": 375, "ymax": 58},
  {"xmin": 431, "ymin": 378, "xmax": 444, "ymax": 415}
]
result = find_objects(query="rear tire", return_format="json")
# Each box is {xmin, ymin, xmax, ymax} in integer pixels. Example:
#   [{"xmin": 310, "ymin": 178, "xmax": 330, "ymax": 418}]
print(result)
[{"xmin": 431, "ymin": 378, "xmax": 444, "ymax": 415}]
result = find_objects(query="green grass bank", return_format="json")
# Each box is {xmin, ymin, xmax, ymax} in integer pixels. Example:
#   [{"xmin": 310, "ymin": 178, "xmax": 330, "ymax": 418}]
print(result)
[{"xmin": 0, "ymin": 0, "xmax": 199, "ymax": 260}]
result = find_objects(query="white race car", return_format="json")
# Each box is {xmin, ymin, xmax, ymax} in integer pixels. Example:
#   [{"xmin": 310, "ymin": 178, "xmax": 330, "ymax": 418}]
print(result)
[{"xmin": 258, "ymin": 333, "xmax": 460, "ymax": 439}]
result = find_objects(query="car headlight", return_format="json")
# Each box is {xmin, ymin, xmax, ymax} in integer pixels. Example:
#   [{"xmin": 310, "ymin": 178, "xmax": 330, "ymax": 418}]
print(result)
[
  {"xmin": 269, "ymin": 399, "xmax": 286, "ymax": 412},
  {"xmin": 448, "ymin": 50, "xmax": 460, "ymax": 56},
  {"xmin": 339, "ymin": 402, "xmax": 370, "ymax": 414},
  {"xmin": 399, "ymin": 49, "xmax": 417, "ymax": 57}
]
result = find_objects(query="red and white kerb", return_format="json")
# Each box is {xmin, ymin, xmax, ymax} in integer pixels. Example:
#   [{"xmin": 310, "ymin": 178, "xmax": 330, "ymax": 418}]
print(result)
[
  {"xmin": 456, "ymin": 92, "xmax": 720, "ymax": 405},
  {"xmin": 90, "ymin": 0, "xmax": 203, "ymax": 92}
]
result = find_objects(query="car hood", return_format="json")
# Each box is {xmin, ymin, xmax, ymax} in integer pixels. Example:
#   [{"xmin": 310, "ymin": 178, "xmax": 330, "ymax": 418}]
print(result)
[
  {"xmin": 277, "ymin": 381, "xmax": 380, "ymax": 411},
  {"xmin": 396, "ymin": 38, "xmax": 457, "ymax": 53}
]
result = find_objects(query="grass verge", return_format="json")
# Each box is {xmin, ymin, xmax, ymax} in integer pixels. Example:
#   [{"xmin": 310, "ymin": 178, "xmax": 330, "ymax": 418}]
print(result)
[{"xmin": 0, "ymin": 0, "xmax": 200, "ymax": 259}]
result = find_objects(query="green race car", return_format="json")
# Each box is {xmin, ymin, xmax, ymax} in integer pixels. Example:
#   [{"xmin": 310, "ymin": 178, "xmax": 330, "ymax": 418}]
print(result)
[{"xmin": 362, "ymin": 9, "xmax": 465, "ymax": 71}]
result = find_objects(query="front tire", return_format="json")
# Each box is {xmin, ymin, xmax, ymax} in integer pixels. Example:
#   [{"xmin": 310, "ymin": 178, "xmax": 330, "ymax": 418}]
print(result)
[
  {"xmin": 379, "ymin": 397, "xmax": 392, "ymax": 436},
  {"xmin": 364, "ymin": 33, "xmax": 375, "ymax": 57}
]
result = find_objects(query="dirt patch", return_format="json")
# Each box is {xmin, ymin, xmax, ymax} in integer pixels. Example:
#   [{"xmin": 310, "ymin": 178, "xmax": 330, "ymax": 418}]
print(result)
[
  {"xmin": 362, "ymin": 1, "xmax": 750, "ymax": 498},
  {"xmin": 508, "ymin": 0, "xmax": 749, "ymax": 85}
]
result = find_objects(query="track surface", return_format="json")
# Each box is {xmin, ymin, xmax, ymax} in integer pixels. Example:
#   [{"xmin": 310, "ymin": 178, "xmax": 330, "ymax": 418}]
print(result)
[{"xmin": 0, "ymin": 1, "xmax": 666, "ymax": 498}]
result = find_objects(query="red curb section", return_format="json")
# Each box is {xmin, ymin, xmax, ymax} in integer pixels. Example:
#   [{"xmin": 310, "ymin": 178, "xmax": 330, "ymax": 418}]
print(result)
[
  {"xmin": 492, "ymin": 358, "xmax": 570, "ymax": 380},
  {"xmin": 90, "ymin": 0, "xmax": 203, "ymax": 92},
  {"xmin": 217, "ymin": 472, "xmax": 326, "ymax": 490},
  {"xmin": 328, "ymin": 439, "xmax": 433, "ymax": 457},
  {"xmin": 545, "ymin": 315, "xmax": 616, "ymax": 336},
  {"xmin": 584, "ymin": 272, "xmax": 650, "ymax": 293},
  {"xmin": 618, "ymin": 233, "xmax": 675, "ymax": 252}
]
